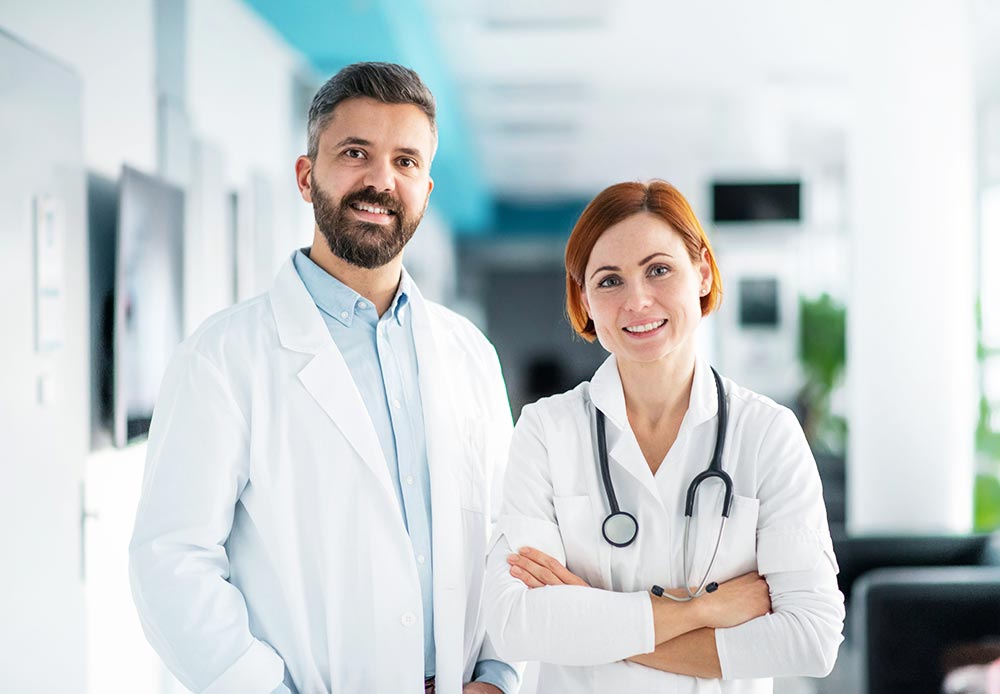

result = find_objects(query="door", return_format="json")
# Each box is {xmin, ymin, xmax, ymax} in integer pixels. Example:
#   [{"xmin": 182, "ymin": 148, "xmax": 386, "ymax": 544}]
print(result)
[{"xmin": 0, "ymin": 28, "xmax": 88, "ymax": 692}]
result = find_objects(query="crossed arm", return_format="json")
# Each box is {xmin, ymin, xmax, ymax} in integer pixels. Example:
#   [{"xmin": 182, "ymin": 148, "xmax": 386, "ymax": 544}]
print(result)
[{"xmin": 506, "ymin": 545, "xmax": 771, "ymax": 678}]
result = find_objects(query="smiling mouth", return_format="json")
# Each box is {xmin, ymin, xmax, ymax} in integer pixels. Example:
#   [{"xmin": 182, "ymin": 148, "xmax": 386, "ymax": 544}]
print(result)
[
  {"xmin": 350, "ymin": 202, "xmax": 395, "ymax": 217},
  {"xmin": 623, "ymin": 319, "xmax": 666, "ymax": 334}
]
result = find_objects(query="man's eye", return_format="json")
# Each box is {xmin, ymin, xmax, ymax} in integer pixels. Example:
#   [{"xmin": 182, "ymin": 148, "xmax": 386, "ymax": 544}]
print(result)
[
  {"xmin": 398, "ymin": 157, "xmax": 416, "ymax": 168},
  {"xmin": 345, "ymin": 149, "xmax": 365, "ymax": 159}
]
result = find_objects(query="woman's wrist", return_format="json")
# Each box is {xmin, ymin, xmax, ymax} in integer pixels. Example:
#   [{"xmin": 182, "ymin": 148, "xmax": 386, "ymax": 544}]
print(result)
[{"xmin": 649, "ymin": 591, "xmax": 705, "ymax": 645}]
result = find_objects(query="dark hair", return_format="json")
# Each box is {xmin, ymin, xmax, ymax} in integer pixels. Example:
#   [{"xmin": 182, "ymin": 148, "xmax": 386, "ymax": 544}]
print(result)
[
  {"xmin": 565, "ymin": 180, "xmax": 723, "ymax": 341},
  {"xmin": 307, "ymin": 62, "xmax": 436, "ymax": 159}
]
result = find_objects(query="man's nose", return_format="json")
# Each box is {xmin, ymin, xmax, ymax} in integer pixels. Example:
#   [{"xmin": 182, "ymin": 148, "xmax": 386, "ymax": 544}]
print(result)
[{"xmin": 363, "ymin": 158, "xmax": 395, "ymax": 193}]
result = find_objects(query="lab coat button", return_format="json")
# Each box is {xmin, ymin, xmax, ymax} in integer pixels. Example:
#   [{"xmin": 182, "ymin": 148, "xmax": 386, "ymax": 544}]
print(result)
[
  {"xmin": 416, "ymin": 554, "xmax": 425, "ymax": 564},
  {"xmin": 401, "ymin": 612, "xmax": 416, "ymax": 626}
]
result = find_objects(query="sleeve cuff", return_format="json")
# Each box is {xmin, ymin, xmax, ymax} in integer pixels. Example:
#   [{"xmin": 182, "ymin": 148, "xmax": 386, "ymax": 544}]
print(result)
[{"xmin": 473, "ymin": 659, "xmax": 520, "ymax": 694}]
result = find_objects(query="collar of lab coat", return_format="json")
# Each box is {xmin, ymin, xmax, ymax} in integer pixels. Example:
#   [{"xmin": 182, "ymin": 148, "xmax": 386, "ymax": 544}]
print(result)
[{"xmin": 588, "ymin": 353, "xmax": 721, "ymax": 498}]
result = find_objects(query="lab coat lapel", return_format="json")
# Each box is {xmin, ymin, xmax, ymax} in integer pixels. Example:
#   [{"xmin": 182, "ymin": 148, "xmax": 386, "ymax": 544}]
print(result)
[
  {"xmin": 408, "ymin": 281, "xmax": 464, "ymax": 688},
  {"xmin": 268, "ymin": 258, "xmax": 397, "ymax": 509},
  {"xmin": 588, "ymin": 356, "xmax": 662, "ymax": 504}
]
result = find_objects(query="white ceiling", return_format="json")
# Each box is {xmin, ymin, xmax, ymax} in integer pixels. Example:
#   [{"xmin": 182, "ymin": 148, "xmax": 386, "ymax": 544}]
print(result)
[{"xmin": 427, "ymin": 0, "xmax": 999, "ymax": 200}]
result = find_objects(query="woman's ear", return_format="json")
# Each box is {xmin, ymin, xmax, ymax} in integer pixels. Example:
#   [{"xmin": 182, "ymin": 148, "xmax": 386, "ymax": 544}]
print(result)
[{"xmin": 698, "ymin": 247, "xmax": 712, "ymax": 296}]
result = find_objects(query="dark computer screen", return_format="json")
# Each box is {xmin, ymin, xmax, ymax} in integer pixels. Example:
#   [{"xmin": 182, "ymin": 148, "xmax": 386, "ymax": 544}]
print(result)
[
  {"xmin": 712, "ymin": 181, "xmax": 801, "ymax": 222},
  {"xmin": 113, "ymin": 166, "xmax": 185, "ymax": 447}
]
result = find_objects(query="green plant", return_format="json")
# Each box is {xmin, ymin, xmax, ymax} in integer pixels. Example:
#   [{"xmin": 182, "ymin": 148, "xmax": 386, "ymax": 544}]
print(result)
[
  {"xmin": 798, "ymin": 294, "xmax": 847, "ymax": 454},
  {"xmin": 974, "ymin": 297, "xmax": 1000, "ymax": 532}
]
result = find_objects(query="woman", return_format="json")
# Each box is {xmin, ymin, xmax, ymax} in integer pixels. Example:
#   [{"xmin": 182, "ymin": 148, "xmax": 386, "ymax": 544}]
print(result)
[{"xmin": 483, "ymin": 180, "xmax": 844, "ymax": 692}]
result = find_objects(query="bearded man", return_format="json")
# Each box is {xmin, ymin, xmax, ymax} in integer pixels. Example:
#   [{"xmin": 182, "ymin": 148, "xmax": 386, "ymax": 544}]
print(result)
[{"xmin": 129, "ymin": 62, "xmax": 518, "ymax": 694}]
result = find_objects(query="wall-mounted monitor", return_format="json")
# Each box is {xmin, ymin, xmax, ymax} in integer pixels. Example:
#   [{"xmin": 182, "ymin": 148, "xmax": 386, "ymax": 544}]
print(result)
[
  {"xmin": 712, "ymin": 181, "xmax": 801, "ymax": 223},
  {"xmin": 113, "ymin": 167, "xmax": 185, "ymax": 447},
  {"xmin": 739, "ymin": 277, "xmax": 780, "ymax": 328}
]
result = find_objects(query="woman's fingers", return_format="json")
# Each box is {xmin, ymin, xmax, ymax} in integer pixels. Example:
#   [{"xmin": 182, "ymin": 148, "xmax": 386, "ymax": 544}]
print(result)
[
  {"xmin": 509, "ymin": 563, "xmax": 545, "ymax": 588},
  {"xmin": 507, "ymin": 547, "xmax": 590, "ymax": 587},
  {"xmin": 508, "ymin": 552, "xmax": 563, "ymax": 586}
]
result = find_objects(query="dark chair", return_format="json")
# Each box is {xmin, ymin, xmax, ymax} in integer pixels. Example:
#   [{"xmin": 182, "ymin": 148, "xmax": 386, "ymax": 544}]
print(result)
[{"xmin": 852, "ymin": 566, "xmax": 1000, "ymax": 694}]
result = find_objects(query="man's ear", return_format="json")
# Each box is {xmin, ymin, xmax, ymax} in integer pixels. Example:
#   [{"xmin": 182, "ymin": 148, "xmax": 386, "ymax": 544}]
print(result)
[{"xmin": 295, "ymin": 155, "xmax": 314, "ymax": 203}]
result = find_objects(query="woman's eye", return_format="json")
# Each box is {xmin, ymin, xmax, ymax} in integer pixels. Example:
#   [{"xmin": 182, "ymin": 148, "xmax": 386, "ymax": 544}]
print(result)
[
  {"xmin": 598, "ymin": 276, "xmax": 621, "ymax": 288},
  {"xmin": 649, "ymin": 264, "xmax": 671, "ymax": 277}
]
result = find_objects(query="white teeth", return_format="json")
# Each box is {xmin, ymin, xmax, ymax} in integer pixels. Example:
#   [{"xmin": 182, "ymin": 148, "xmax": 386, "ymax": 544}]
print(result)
[
  {"xmin": 624, "ymin": 320, "xmax": 666, "ymax": 334},
  {"xmin": 353, "ymin": 203, "xmax": 390, "ymax": 215}
]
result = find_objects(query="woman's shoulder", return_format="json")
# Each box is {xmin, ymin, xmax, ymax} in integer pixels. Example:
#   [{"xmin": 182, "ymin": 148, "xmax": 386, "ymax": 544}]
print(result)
[
  {"xmin": 722, "ymin": 376, "xmax": 797, "ymax": 431},
  {"xmin": 518, "ymin": 381, "xmax": 591, "ymax": 430}
]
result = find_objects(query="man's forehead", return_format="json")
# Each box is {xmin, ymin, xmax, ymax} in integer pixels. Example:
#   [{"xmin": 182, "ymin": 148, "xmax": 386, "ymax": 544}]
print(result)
[{"xmin": 321, "ymin": 98, "xmax": 436, "ymax": 154}]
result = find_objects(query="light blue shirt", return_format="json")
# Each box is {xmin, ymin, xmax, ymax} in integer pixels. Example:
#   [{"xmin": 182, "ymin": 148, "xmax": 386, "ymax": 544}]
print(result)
[{"xmin": 294, "ymin": 250, "xmax": 515, "ymax": 693}]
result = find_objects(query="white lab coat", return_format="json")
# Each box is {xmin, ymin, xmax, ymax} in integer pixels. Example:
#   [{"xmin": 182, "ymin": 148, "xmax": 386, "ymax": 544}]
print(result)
[
  {"xmin": 129, "ymin": 257, "xmax": 514, "ymax": 694},
  {"xmin": 484, "ymin": 355, "xmax": 844, "ymax": 693}
]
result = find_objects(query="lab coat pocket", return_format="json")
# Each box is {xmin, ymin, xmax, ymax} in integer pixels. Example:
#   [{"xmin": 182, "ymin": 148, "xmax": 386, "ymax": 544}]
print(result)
[
  {"xmin": 552, "ymin": 494, "xmax": 605, "ymax": 588},
  {"xmin": 689, "ymin": 492, "xmax": 760, "ymax": 585}
]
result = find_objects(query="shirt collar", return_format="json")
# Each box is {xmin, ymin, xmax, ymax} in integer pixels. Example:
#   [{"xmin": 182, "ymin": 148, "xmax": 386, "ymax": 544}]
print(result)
[
  {"xmin": 588, "ymin": 353, "xmax": 720, "ymax": 433},
  {"xmin": 293, "ymin": 248, "xmax": 410, "ymax": 327}
]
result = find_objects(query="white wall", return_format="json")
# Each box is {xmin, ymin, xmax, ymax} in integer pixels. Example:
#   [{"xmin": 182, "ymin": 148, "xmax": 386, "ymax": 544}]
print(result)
[
  {"xmin": 187, "ymin": 0, "xmax": 316, "ymax": 301},
  {"xmin": 1, "ymin": 1, "xmax": 157, "ymax": 177}
]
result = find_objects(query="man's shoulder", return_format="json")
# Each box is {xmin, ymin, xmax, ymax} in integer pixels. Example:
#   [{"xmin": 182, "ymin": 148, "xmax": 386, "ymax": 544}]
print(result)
[
  {"xmin": 181, "ymin": 293, "xmax": 275, "ymax": 359},
  {"xmin": 423, "ymin": 299, "xmax": 495, "ymax": 353}
]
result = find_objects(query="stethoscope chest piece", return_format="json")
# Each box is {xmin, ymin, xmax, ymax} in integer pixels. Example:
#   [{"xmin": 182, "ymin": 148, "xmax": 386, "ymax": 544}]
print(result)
[{"xmin": 602, "ymin": 510, "xmax": 638, "ymax": 547}]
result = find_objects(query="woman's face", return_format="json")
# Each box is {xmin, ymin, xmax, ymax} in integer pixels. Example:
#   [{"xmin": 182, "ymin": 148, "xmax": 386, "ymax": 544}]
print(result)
[{"xmin": 582, "ymin": 212, "xmax": 711, "ymax": 365}]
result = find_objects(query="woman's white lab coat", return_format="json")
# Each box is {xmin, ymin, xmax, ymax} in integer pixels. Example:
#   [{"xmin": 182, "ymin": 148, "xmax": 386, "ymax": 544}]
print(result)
[
  {"xmin": 129, "ymin": 258, "xmax": 513, "ymax": 694},
  {"xmin": 484, "ymin": 355, "xmax": 844, "ymax": 693}
]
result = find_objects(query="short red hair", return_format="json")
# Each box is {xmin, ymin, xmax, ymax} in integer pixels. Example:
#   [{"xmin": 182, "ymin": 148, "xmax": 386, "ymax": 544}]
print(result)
[{"xmin": 565, "ymin": 180, "xmax": 723, "ymax": 342}]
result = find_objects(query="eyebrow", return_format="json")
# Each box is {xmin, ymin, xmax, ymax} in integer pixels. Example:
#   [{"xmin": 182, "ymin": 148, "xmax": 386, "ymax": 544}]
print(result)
[
  {"xmin": 335, "ymin": 137, "xmax": 371, "ymax": 148},
  {"xmin": 589, "ymin": 252, "xmax": 674, "ymax": 280}
]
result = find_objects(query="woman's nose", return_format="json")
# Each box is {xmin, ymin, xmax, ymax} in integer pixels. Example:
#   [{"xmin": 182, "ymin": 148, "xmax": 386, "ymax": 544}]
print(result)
[{"xmin": 624, "ymin": 284, "xmax": 654, "ymax": 311}]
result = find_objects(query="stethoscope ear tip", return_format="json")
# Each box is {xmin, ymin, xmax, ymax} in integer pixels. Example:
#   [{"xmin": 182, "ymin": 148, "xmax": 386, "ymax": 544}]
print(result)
[{"xmin": 706, "ymin": 582, "xmax": 719, "ymax": 593}]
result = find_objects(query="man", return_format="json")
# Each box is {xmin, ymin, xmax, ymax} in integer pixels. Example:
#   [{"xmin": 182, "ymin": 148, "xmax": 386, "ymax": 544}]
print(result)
[{"xmin": 129, "ymin": 63, "xmax": 518, "ymax": 694}]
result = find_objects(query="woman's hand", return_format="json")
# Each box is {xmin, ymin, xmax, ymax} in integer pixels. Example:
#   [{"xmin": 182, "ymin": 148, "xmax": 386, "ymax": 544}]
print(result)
[
  {"xmin": 506, "ymin": 546, "xmax": 590, "ymax": 588},
  {"xmin": 690, "ymin": 571, "xmax": 771, "ymax": 629}
]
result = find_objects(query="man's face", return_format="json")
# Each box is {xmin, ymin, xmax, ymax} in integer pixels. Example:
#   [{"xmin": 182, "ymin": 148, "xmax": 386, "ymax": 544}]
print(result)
[{"xmin": 304, "ymin": 97, "xmax": 435, "ymax": 269}]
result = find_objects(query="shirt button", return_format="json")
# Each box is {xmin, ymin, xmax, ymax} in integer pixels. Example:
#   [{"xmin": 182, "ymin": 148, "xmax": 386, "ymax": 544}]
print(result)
[
  {"xmin": 401, "ymin": 612, "xmax": 416, "ymax": 627},
  {"xmin": 340, "ymin": 311, "xmax": 349, "ymax": 320},
  {"xmin": 405, "ymin": 475, "xmax": 414, "ymax": 486},
  {"xmin": 358, "ymin": 300, "xmax": 367, "ymax": 310},
  {"xmin": 416, "ymin": 554, "xmax": 426, "ymax": 565}
]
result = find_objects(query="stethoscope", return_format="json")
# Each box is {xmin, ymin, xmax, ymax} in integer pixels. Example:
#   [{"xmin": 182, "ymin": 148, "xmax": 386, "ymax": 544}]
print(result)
[{"xmin": 595, "ymin": 366, "xmax": 732, "ymax": 602}]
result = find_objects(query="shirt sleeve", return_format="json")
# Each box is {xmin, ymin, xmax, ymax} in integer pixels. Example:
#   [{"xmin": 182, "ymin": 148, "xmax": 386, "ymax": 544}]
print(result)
[
  {"xmin": 715, "ymin": 408, "xmax": 846, "ymax": 679},
  {"xmin": 472, "ymin": 658, "xmax": 520, "ymax": 694},
  {"xmin": 483, "ymin": 404, "xmax": 656, "ymax": 666},
  {"xmin": 128, "ymin": 345, "xmax": 285, "ymax": 693}
]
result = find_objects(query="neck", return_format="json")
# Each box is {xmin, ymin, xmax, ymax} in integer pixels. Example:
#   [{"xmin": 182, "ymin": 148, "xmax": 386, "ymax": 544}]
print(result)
[
  {"xmin": 617, "ymin": 346, "xmax": 697, "ymax": 429},
  {"xmin": 308, "ymin": 228, "xmax": 403, "ymax": 316}
]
